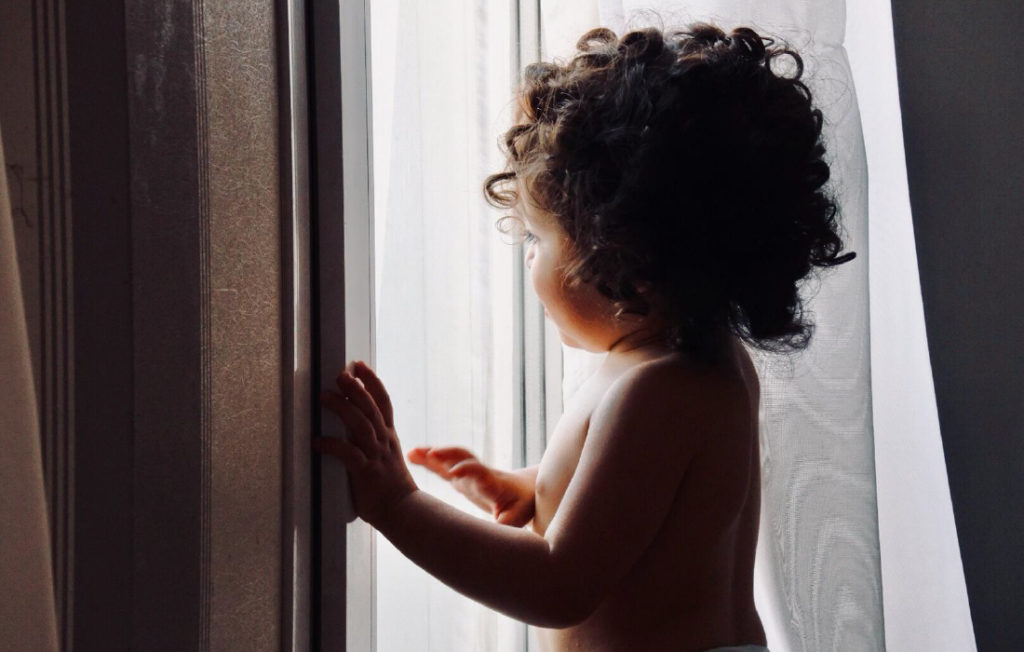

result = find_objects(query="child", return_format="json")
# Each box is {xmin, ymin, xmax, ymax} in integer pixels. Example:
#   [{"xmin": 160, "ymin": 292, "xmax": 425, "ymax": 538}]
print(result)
[{"xmin": 315, "ymin": 23, "xmax": 854, "ymax": 652}]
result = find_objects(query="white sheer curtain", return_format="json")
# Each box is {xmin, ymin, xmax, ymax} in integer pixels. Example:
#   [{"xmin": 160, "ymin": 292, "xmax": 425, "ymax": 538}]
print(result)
[
  {"xmin": 543, "ymin": 1, "xmax": 975, "ymax": 650},
  {"xmin": 370, "ymin": 2, "xmax": 526, "ymax": 650},
  {"xmin": 846, "ymin": 1, "xmax": 975, "ymax": 649},
  {"xmin": 0, "ymin": 122, "xmax": 58, "ymax": 650}
]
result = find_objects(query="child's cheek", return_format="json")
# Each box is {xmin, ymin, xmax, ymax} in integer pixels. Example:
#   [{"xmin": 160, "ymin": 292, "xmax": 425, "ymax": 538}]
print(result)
[{"xmin": 533, "ymin": 272, "xmax": 557, "ymax": 314}]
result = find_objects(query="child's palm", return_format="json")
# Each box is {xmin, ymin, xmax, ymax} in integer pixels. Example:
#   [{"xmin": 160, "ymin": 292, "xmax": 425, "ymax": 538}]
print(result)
[{"xmin": 407, "ymin": 447, "xmax": 535, "ymax": 527}]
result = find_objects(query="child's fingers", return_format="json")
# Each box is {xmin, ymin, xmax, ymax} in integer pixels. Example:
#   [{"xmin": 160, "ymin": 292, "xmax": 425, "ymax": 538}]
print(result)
[
  {"xmin": 427, "ymin": 448, "xmax": 479, "ymax": 478},
  {"xmin": 335, "ymin": 372, "xmax": 388, "ymax": 440},
  {"xmin": 320, "ymin": 391, "xmax": 377, "ymax": 455},
  {"xmin": 495, "ymin": 503, "xmax": 532, "ymax": 527},
  {"xmin": 449, "ymin": 461, "xmax": 499, "ymax": 495},
  {"xmin": 447, "ymin": 459, "xmax": 489, "ymax": 479},
  {"xmin": 407, "ymin": 447, "xmax": 482, "ymax": 480},
  {"xmin": 406, "ymin": 450, "xmax": 454, "ymax": 478},
  {"xmin": 495, "ymin": 509, "xmax": 519, "ymax": 526},
  {"xmin": 351, "ymin": 361, "xmax": 395, "ymax": 428},
  {"xmin": 406, "ymin": 447, "xmax": 430, "ymax": 465},
  {"xmin": 425, "ymin": 447, "xmax": 475, "ymax": 465},
  {"xmin": 312, "ymin": 436, "xmax": 367, "ymax": 468}
]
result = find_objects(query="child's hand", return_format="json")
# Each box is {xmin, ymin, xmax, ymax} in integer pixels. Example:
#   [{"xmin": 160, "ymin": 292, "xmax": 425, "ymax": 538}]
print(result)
[
  {"xmin": 314, "ymin": 361, "xmax": 417, "ymax": 528},
  {"xmin": 406, "ymin": 447, "xmax": 535, "ymax": 527}
]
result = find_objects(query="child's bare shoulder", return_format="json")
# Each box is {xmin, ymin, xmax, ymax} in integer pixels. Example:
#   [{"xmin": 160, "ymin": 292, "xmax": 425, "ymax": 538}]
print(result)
[{"xmin": 600, "ymin": 349, "xmax": 754, "ymax": 445}]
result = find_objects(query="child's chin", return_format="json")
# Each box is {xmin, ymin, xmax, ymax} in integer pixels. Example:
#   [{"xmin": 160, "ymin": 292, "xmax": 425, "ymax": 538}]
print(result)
[
  {"xmin": 555, "ymin": 330, "xmax": 575, "ymax": 346},
  {"xmin": 557, "ymin": 331, "xmax": 587, "ymax": 350}
]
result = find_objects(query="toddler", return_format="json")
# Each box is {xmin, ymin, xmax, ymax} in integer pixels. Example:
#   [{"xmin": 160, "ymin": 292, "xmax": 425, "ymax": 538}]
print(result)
[{"xmin": 315, "ymin": 23, "xmax": 855, "ymax": 652}]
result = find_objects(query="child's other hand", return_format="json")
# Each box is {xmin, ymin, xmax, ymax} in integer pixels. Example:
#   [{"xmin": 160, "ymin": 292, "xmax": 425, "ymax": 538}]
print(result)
[
  {"xmin": 315, "ymin": 361, "xmax": 417, "ymax": 527},
  {"xmin": 406, "ymin": 447, "xmax": 535, "ymax": 527}
]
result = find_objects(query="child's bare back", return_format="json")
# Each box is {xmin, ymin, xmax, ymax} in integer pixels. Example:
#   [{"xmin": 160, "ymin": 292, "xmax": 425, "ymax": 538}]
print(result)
[{"xmin": 533, "ymin": 338, "xmax": 765, "ymax": 651}]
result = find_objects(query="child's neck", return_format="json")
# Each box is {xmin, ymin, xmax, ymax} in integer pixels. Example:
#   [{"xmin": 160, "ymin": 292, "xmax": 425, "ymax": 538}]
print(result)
[
  {"xmin": 604, "ymin": 324, "xmax": 734, "ymax": 369},
  {"xmin": 603, "ymin": 325, "xmax": 676, "ymax": 366}
]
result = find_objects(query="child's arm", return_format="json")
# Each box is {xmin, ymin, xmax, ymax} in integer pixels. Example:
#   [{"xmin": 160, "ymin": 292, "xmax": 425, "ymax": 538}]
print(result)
[{"xmin": 316, "ymin": 361, "xmax": 714, "ymax": 628}]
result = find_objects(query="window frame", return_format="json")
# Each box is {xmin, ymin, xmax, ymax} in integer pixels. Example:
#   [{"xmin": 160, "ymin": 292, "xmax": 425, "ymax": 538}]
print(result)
[{"xmin": 309, "ymin": 0, "xmax": 376, "ymax": 650}]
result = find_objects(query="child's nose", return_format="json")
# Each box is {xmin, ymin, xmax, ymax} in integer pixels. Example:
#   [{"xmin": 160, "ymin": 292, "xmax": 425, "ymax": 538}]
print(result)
[{"xmin": 524, "ymin": 248, "xmax": 534, "ymax": 269}]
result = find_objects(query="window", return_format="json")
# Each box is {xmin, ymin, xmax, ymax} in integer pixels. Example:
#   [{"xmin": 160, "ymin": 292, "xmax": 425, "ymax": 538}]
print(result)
[
  {"xmin": 318, "ymin": 3, "xmax": 969, "ymax": 651},
  {"xmin": 312, "ymin": 1, "xmax": 561, "ymax": 650},
  {"xmin": 370, "ymin": 1, "xmax": 518, "ymax": 650}
]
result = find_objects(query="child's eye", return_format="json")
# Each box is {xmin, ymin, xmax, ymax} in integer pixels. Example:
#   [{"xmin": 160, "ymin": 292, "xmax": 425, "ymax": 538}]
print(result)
[{"xmin": 524, "ymin": 231, "xmax": 538, "ymax": 244}]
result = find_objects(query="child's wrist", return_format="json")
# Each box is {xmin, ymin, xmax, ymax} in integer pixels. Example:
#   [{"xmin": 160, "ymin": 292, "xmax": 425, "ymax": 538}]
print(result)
[{"xmin": 371, "ymin": 486, "xmax": 420, "ymax": 534}]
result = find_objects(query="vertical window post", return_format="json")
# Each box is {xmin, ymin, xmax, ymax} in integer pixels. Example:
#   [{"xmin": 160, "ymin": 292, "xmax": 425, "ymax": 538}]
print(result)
[{"xmin": 310, "ymin": 0, "xmax": 375, "ymax": 650}]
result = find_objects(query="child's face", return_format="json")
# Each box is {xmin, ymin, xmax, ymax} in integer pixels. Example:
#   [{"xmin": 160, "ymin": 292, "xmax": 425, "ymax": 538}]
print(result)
[{"xmin": 519, "ymin": 199, "xmax": 626, "ymax": 353}]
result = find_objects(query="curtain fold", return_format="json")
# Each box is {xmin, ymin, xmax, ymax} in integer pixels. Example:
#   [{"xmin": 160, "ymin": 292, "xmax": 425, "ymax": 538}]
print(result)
[
  {"xmin": 0, "ymin": 121, "xmax": 58, "ymax": 650},
  {"xmin": 846, "ymin": 1, "xmax": 976, "ymax": 648}
]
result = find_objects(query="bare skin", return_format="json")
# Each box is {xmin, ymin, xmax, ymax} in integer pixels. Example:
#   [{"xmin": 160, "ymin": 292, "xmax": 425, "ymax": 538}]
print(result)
[
  {"xmin": 409, "ymin": 336, "xmax": 765, "ymax": 651},
  {"xmin": 531, "ymin": 340, "xmax": 766, "ymax": 651},
  {"xmin": 315, "ymin": 202, "xmax": 767, "ymax": 650}
]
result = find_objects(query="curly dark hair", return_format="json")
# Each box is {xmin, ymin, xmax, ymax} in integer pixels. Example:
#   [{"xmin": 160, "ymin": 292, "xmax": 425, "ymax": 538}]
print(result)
[{"xmin": 484, "ymin": 23, "xmax": 856, "ymax": 365}]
